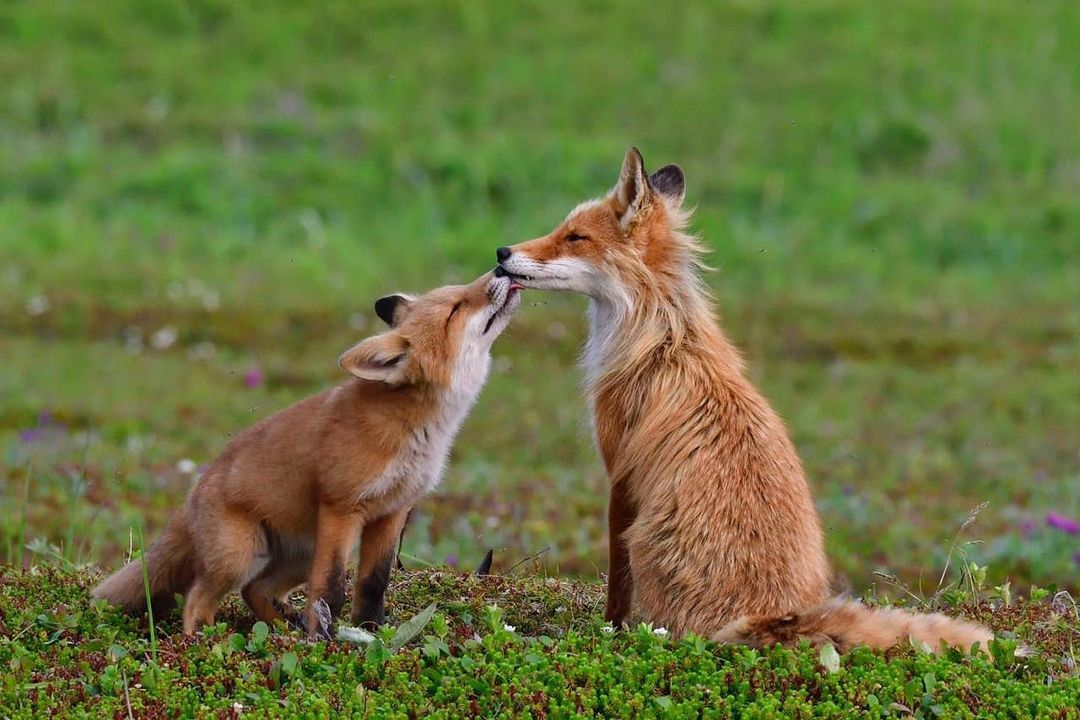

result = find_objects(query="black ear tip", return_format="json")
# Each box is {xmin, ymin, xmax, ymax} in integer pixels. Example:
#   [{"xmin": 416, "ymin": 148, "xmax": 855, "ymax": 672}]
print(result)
[{"xmin": 374, "ymin": 295, "xmax": 400, "ymax": 326}]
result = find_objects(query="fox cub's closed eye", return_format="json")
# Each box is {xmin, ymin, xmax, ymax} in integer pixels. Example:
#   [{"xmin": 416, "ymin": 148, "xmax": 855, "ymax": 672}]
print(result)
[
  {"xmin": 566, "ymin": 232, "xmax": 587, "ymax": 242},
  {"xmin": 447, "ymin": 302, "xmax": 462, "ymax": 322}
]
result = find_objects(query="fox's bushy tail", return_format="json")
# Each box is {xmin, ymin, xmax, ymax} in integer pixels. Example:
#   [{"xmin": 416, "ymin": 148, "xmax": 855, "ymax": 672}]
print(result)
[
  {"xmin": 92, "ymin": 514, "xmax": 195, "ymax": 616},
  {"xmin": 713, "ymin": 597, "xmax": 993, "ymax": 654}
]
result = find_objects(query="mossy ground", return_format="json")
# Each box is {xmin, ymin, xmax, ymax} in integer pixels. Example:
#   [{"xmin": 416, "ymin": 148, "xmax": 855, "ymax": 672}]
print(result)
[{"xmin": 2, "ymin": 565, "xmax": 1079, "ymax": 718}]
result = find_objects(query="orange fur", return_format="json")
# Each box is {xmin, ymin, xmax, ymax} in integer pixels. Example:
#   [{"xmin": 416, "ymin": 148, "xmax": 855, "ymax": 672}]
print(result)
[
  {"xmin": 94, "ymin": 272, "xmax": 521, "ymax": 637},
  {"xmin": 498, "ymin": 148, "xmax": 993, "ymax": 653}
]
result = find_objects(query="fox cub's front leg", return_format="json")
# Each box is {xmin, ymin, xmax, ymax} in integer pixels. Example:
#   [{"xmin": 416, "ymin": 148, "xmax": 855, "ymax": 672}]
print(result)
[
  {"xmin": 305, "ymin": 507, "xmax": 362, "ymax": 640},
  {"xmin": 352, "ymin": 509, "xmax": 411, "ymax": 629}
]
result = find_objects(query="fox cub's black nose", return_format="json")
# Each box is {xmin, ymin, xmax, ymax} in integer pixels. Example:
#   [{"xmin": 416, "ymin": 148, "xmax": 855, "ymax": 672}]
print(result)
[{"xmin": 496, "ymin": 246, "xmax": 512, "ymax": 262}]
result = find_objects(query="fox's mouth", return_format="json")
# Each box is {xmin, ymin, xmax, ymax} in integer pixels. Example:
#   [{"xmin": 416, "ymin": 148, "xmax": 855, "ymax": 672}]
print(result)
[
  {"xmin": 483, "ymin": 280, "xmax": 521, "ymax": 334},
  {"xmin": 493, "ymin": 265, "xmax": 534, "ymax": 283}
]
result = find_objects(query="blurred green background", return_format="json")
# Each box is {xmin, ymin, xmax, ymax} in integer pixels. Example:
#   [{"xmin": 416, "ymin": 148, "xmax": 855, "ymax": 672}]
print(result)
[{"xmin": 1, "ymin": 0, "xmax": 1077, "ymax": 592}]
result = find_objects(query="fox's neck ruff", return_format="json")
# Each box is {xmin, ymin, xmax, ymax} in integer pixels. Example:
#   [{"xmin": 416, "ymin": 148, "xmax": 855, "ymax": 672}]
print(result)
[{"xmin": 583, "ymin": 220, "xmax": 740, "ymax": 393}]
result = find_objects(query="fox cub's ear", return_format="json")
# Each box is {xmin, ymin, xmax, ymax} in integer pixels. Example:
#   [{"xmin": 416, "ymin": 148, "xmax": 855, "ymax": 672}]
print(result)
[
  {"xmin": 649, "ymin": 164, "xmax": 685, "ymax": 207},
  {"xmin": 613, "ymin": 146, "xmax": 654, "ymax": 227},
  {"xmin": 374, "ymin": 294, "xmax": 414, "ymax": 327},
  {"xmin": 340, "ymin": 331, "xmax": 411, "ymax": 384}
]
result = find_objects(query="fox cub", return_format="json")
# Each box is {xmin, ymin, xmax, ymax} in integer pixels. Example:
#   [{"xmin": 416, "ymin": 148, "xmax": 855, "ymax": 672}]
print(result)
[{"xmin": 94, "ymin": 272, "xmax": 522, "ymax": 638}]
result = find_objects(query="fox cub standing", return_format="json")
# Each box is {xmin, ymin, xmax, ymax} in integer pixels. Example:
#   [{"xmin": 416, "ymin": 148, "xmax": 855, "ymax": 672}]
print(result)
[
  {"xmin": 94, "ymin": 272, "xmax": 521, "ymax": 638},
  {"xmin": 496, "ymin": 148, "xmax": 993, "ymax": 653}
]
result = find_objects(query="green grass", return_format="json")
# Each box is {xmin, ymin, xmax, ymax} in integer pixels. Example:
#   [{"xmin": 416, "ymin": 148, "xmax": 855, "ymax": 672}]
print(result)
[
  {"xmin": 2, "ymin": 566, "xmax": 1079, "ymax": 718},
  {"xmin": 1, "ymin": 0, "xmax": 1079, "ymax": 712}
]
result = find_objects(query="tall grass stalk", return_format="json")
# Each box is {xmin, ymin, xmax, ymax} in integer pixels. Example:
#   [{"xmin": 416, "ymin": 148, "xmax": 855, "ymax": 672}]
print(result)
[{"xmin": 137, "ymin": 523, "xmax": 158, "ymax": 664}]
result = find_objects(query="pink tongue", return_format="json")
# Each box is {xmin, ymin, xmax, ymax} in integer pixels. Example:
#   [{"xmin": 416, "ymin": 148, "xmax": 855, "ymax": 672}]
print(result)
[{"xmin": 509, "ymin": 282, "xmax": 524, "ymax": 291}]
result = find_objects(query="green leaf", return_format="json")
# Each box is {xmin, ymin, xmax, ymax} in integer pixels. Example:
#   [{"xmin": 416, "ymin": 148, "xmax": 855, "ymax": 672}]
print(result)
[
  {"xmin": 227, "ymin": 633, "xmax": 247, "ymax": 653},
  {"xmin": 390, "ymin": 603, "xmax": 436, "ymax": 653},
  {"xmin": 366, "ymin": 637, "xmax": 391, "ymax": 666},
  {"xmin": 655, "ymin": 696, "xmax": 673, "ymax": 710},
  {"xmin": 252, "ymin": 621, "xmax": 269, "ymax": 645},
  {"xmin": 819, "ymin": 643, "xmax": 841, "ymax": 673},
  {"xmin": 280, "ymin": 651, "xmax": 298, "ymax": 678}
]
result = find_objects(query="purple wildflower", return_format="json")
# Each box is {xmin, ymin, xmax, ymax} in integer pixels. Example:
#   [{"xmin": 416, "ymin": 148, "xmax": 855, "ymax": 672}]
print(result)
[
  {"xmin": 445, "ymin": 553, "xmax": 458, "ymax": 568},
  {"xmin": 243, "ymin": 367, "xmax": 265, "ymax": 388},
  {"xmin": 19, "ymin": 428, "xmax": 44, "ymax": 443},
  {"xmin": 1045, "ymin": 512, "xmax": 1080, "ymax": 535}
]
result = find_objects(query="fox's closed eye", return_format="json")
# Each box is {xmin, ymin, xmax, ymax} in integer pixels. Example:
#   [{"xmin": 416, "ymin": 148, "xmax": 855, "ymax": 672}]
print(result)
[
  {"xmin": 447, "ymin": 302, "xmax": 462, "ymax": 323},
  {"xmin": 566, "ymin": 232, "xmax": 588, "ymax": 242}
]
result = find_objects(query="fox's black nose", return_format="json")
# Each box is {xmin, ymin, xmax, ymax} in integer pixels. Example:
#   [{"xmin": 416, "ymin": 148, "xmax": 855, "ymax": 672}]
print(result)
[{"xmin": 496, "ymin": 246, "xmax": 512, "ymax": 262}]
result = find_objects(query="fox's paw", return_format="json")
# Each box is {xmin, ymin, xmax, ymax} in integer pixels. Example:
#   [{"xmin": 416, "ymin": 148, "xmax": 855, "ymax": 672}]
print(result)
[
  {"xmin": 274, "ymin": 598, "xmax": 334, "ymax": 641},
  {"xmin": 271, "ymin": 598, "xmax": 307, "ymax": 631}
]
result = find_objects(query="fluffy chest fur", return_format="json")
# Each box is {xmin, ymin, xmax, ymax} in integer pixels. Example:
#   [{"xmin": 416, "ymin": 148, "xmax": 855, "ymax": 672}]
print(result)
[{"xmin": 359, "ymin": 349, "xmax": 491, "ymax": 510}]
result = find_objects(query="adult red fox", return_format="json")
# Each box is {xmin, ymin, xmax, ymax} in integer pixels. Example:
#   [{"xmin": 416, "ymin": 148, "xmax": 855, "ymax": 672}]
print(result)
[
  {"xmin": 494, "ymin": 148, "xmax": 992, "ymax": 653},
  {"xmin": 94, "ymin": 272, "xmax": 521, "ymax": 638}
]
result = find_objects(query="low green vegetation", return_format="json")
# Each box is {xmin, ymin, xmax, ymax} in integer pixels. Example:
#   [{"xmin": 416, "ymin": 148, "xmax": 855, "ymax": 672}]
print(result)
[{"xmin": 2, "ymin": 566, "xmax": 1078, "ymax": 718}]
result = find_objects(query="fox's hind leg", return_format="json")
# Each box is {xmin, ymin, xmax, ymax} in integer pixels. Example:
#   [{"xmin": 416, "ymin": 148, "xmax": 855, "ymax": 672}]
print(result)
[
  {"xmin": 182, "ymin": 511, "xmax": 265, "ymax": 634},
  {"xmin": 351, "ymin": 508, "xmax": 410, "ymax": 628},
  {"xmin": 241, "ymin": 554, "xmax": 309, "ymax": 628}
]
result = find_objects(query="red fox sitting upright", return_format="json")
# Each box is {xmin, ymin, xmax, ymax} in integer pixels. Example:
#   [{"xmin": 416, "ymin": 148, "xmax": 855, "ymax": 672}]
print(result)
[
  {"xmin": 94, "ymin": 271, "xmax": 521, "ymax": 639},
  {"xmin": 495, "ymin": 148, "xmax": 992, "ymax": 652}
]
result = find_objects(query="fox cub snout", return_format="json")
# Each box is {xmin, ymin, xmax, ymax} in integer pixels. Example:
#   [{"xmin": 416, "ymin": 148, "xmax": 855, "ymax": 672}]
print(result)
[{"xmin": 93, "ymin": 272, "xmax": 521, "ymax": 639}]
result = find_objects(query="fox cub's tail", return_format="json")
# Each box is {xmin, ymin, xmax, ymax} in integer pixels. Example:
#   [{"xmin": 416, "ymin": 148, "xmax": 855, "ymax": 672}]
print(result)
[
  {"xmin": 713, "ymin": 597, "xmax": 993, "ymax": 653},
  {"xmin": 92, "ymin": 514, "xmax": 195, "ymax": 616}
]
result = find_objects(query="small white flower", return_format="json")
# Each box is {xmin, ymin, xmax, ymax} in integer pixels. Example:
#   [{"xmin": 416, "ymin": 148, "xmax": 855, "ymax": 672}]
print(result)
[
  {"xmin": 232, "ymin": 702, "xmax": 244, "ymax": 713},
  {"xmin": 126, "ymin": 435, "xmax": 145, "ymax": 455},
  {"xmin": 26, "ymin": 294, "xmax": 50, "ymax": 316},
  {"xmin": 187, "ymin": 341, "xmax": 216, "ymax": 361},
  {"xmin": 503, "ymin": 624, "xmax": 516, "ymax": 633},
  {"xmin": 201, "ymin": 289, "xmax": 220, "ymax": 312},
  {"xmin": 601, "ymin": 623, "xmax": 615, "ymax": 634},
  {"xmin": 653, "ymin": 627, "xmax": 669, "ymax": 637},
  {"xmin": 176, "ymin": 459, "xmax": 197, "ymax": 474},
  {"xmin": 151, "ymin": 325, "xmax": 178, "ymax": 350}
]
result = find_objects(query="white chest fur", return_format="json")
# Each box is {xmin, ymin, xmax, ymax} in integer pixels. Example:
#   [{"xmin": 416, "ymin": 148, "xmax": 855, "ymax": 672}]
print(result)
[
  {"xmin": 582, "ymin": 298, "xmax": 623, "ymax": 392},
  {"xmin": 360, "ymin": 349, "xmax": 491, "ymax": 510}
]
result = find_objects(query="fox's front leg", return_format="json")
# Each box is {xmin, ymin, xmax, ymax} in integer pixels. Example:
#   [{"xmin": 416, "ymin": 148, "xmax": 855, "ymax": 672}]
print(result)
[
  {"xmin": 351, "ymin": 508, "xmax": 411, "ymax": 629},
  {"xmin": 305, "ymin": 506, "xmax": 362, "ymax": 640},
  {"xmin": 605, "ymin": 482, "xmax": 637, "ymax": 626}
]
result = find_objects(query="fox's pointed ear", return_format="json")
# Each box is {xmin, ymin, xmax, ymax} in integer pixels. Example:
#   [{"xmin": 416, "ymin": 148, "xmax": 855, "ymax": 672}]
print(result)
[
  {"xmin": 649, "ymin": 164, "xmax": 685, "ymax": 207},
  {"xmin": 374, "ymin": 294, "xmax": 414, "ymax": 327},
  {"xmin": 613, "ymin": 146, "xmax": 653, "ymax": 227},
  {"xmin": 339, "ymin": 331, "xmax": 411, "ymax": 384}
]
